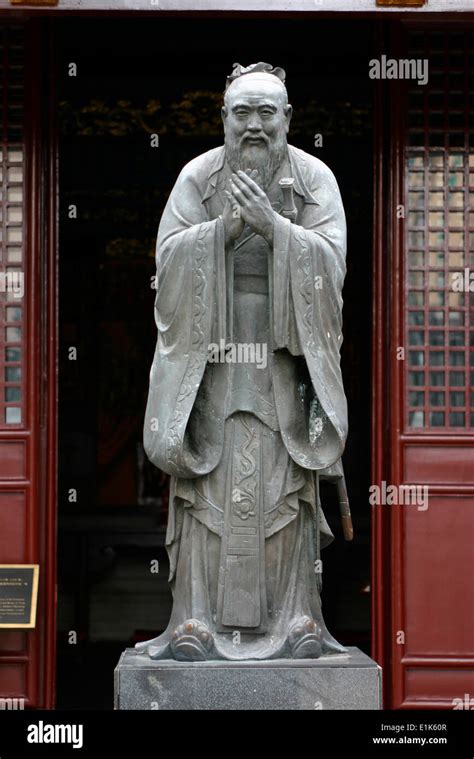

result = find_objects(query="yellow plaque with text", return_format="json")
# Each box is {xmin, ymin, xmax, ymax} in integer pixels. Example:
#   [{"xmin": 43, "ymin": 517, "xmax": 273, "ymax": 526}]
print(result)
[{"xmin": 0, "ymin": 565, "xmax": 39, "ymax": 629}]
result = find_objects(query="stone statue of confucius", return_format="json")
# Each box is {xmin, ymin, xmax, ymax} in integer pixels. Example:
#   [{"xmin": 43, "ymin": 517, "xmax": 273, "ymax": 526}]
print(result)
[{"xmin": 136, "ymin": 62, "xmax": 350, "ymax": 662}]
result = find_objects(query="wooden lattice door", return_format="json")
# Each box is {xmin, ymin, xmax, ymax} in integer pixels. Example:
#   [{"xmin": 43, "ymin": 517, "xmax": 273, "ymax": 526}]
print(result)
[{"xmin": 373, "ymin": 23, "xmax": 474, "ymax": 709}]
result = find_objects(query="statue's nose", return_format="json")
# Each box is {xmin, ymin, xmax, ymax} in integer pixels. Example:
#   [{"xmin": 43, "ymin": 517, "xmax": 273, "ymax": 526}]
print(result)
[{"xmin": 247, "ymin": 119, "xmax": 262, "ymax": 131}]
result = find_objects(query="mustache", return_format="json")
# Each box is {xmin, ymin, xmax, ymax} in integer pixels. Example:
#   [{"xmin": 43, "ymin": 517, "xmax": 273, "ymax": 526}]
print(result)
[{"xmin": 240, "ymin": 133, "xmax": 269, "ymax": 145}]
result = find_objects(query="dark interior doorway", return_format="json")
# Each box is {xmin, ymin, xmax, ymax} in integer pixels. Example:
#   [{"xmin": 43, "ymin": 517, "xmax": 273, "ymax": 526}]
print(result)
[{"xmin": 56, "ymin": 16, "xmax": 373, "ymax": 709}]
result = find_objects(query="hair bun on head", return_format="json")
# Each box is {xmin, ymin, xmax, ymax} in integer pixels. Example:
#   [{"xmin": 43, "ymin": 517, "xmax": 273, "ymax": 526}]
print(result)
[{"xmin": 225, "ymin": 62, "xmax": 287, "ymax": 92}]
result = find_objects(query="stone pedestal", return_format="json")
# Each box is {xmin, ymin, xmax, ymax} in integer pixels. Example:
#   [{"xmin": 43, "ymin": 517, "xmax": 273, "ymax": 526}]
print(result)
[{"xmin": 114, "ymin": 647, "xmax": 382, "ymax": 710}]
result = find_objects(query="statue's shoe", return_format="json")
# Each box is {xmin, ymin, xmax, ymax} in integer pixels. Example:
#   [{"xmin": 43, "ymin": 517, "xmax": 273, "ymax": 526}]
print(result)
[
  {"xmin": 134, "ymin": 635, "xmax": 171, "ymax": 659},
  {"xmin": 170, "ymin": 619, "xmax": 214, "ymax": 662},
  {"xmin": 134, "ymin": 639, "xmax": 149, "ymax": 654},
  {"xmin": 288, "ymin": 616, "xmax": 322, "ymax": 659}
]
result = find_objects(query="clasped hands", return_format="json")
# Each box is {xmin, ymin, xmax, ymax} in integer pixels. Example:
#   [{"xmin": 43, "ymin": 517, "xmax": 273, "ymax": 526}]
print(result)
[{"xmin": 222, "ymin": 169, "xmax": 277, "ymax": 247}]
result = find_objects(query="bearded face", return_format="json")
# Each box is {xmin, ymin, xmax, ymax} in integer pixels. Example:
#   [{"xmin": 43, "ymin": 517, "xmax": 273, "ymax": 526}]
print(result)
[
  {"xmin": 222, "ymin": 76, "xmax": 292, "ymax": 191},
  {"xmin": 224, "ymin": 127, "xmax": 288, "ymax": 191}
]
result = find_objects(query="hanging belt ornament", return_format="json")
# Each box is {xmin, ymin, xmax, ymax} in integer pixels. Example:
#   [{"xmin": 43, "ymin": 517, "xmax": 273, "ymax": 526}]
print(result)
[{"xmin": 279, "ymin": 178, "xmax": 298, "ymax": 223}]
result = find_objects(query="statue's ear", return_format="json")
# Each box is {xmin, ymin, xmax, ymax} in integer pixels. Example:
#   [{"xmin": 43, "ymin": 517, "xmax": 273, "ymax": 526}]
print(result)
[
  {"xmin": 285, "ymin": 104, "xmax": 293, "ymax": 132},
  {"xmin": 221, "ymin": 106, "xmax": 228, "ymax": 132}
]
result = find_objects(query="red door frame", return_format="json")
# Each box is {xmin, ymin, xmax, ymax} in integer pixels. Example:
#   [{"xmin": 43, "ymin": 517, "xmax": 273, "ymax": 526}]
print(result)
[
  {"xmin": 36, "ymin": 18, "xmax": 58, "ymax": 710},
  {"xmin": 371, "ymin": 20, "xmax": 390, "ymax": 703},
  {"xmin": 23, "ymin": 18, "xmax": 57, "ymax": 709},
  {"xmin": 372, "ymin": 19, "xmax": 474, "ymax": 709},
  {"xmin": 0, "ymin": 19, "xmax": 57, "ymax": 709}
]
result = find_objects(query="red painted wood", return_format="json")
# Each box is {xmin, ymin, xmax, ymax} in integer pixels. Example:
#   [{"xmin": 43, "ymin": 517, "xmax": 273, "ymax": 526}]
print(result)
[
  {"xmin": 42, "ymin": 19, "xmax": 58, "ymax": 709},
  {"xmin": 0, "ymin": 441, "xmax": 26, "ymax": 478},
  {"xmin": 26, "ymin": 18, "xmax": 57, "ymax": 709},
  {"xmin": 0, "ymin": 19, "xmax": 56, "ymax": 709},
  {"xmin": 375, "ymin": 20, "xmax": 474, "ymax": 709},
  {"xmin": 404, "ymin": 445, "xmax": 474, "ymax": 482},
  {"xmin": 371, "ymin": 20, "xmax": 392, "ymax": 706},
  {"xmin": 405, "ymin": 498, "xmax": 474, "ymax": 652}
]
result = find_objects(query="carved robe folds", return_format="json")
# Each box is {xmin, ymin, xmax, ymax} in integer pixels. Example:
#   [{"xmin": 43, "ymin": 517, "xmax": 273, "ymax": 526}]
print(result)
[{"xmin": 143, "ymin": 144, "xmax": 348, "ymax": 660}]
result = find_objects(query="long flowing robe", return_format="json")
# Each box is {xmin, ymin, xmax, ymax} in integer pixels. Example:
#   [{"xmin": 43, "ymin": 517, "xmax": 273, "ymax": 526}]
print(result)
[{"xmin": 141, "ymin": 144, "xmax": 348, "ymax": 660}]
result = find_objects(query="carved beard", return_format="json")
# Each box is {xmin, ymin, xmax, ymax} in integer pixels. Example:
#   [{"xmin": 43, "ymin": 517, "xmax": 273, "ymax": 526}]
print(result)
[{"xmin": 224, "ymin": 129, "xmax": 288, "ymax": 191}]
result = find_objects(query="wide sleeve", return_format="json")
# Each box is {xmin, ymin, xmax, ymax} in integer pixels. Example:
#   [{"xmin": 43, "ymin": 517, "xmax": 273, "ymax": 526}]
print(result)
[
  {"xmin": 143, "ymin": 163, "xmax": 228, "ymax": 478},
  {"xmin": 272, "ymin": 163, "xmax": 348, "ymax": 467}
]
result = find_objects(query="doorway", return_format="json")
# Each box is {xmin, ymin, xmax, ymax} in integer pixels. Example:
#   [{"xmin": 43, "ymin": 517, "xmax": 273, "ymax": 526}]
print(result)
[{"xmin": 55, "ymin": 16, "xmax": 374, "ymax": 708}]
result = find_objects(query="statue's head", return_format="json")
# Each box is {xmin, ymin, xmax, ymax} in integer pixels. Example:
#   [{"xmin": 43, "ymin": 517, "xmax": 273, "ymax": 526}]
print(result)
[{"xmin": 222, "ymin": 62, "xmax": 292, "ymax": 189}]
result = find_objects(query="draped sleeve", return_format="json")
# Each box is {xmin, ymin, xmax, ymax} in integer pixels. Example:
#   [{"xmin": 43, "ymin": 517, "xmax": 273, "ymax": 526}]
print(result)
[
  {"xmin": 143, "ymin": 154, "xmax": 228, "ymax": 478},
  {"xmin": 272, "ymin": 152, "xmax": 348, "ymax": 470}
]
